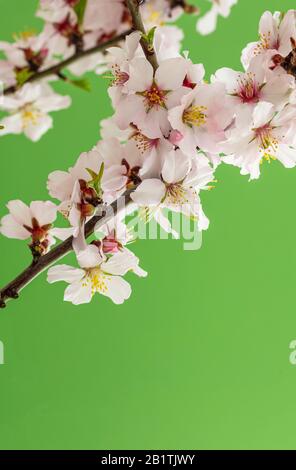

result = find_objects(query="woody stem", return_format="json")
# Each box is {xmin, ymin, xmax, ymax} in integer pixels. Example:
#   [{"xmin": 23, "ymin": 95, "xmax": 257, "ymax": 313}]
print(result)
[
  {"xmin": 0, "ymin": 191, "xmax": 133, "ymax": 308},
  {"xmin": 126, "ymin": 0, "xmax": 158, "ymax": 71},
  {"xmin": 3, "ymin": 29, "xmax": 133, "ymax": 95}
]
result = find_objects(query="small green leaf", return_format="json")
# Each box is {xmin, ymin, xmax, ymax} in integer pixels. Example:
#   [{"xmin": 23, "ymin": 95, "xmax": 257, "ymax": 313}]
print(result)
[
  {"xmin": 147, "ymin": 26, "xmax": 156, "ymax": 45},
  {"xmin": 86, "ymin": 162, "xmax": 104, "ymax": 194},
  {"xmin": 97, "ymin": 162, "xmax": 104, "ymax": 182},
  {"xmin": 16, "ymin": 68, "xmax": 34, "ymax": 86},
  {"xmin": 74, "ymin": 0, "xmax": 88, "ymax": 25},
  {"xmin": 142, "ymin": 27, "xmax": 156, "ymax": 52},
  {"xmin": 70, "ymin": 78, "xmax": 91, "ymax": 92}
]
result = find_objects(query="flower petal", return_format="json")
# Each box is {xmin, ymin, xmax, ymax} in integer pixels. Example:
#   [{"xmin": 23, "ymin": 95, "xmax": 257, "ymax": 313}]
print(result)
[
  {"xmin": 6, "ymin": 200, "xmax": 31, "ymax": 226},
  {"xmin": 0, "ymin": 214, "xmax": 29, "ymax": 239},
  {"xmin": 155, "ymin": 58, "xmax": 187, "ymax": 90},
  {"xmin": 162, "ymin": 149, "xmax": 191, "ymax": 184},
  {"xmin": 47, "ymin": 265, "xmax": 85, "ymax": 284},
  {"xmin": 76, "ymin": 245, "xmax": 104, "ymax": 269},
  {"xmin": 102, "ymin": 276, "xmax": 131, "ymax": 304},
  {"xmin": 131, "ymin": 179, "xmax": 166, "ymax": 206},
  {"xmin": 30, "ymin": 201, "xmax": 57, "ymax": 226},
  {"xmin": 64, "ymin": 279, "xmax": 93, "ymax": 305},
  {"xmin": 24, "ymin": 113, "xmax": 53, "ymax": 142}
]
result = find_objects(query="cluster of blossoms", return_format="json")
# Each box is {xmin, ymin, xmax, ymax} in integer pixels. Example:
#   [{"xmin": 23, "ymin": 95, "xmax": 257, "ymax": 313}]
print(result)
[
  {"xmin": 0, "ymin": 0, "xmax": 237, "ymax": 141},
  {"xmin": 2, "ymin": 4, "xmax": 296, "ymax": 308}
]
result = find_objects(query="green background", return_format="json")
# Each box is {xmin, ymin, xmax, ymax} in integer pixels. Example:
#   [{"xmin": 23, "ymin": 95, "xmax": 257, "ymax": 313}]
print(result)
[{"xmin": 1, "ymin": 0, "xmax": 296, "ymax": 450}]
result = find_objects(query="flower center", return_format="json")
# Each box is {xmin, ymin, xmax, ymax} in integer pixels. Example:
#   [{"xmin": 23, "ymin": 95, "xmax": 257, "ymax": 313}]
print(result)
[
  {"xmin": 165, "ymin": 183, "xmax": 188, "ymax": 205},
  {"xmin": 183, "ymin": 75, "xmax": 196, "ymax": 89},
  {"xmin": 183, "ymin": 105, "xmax": 207, "ymax": 127},
  {"xmin": 23, "ymin": 217, "xmax": 52, "ymax": 258},
  {"xmin": 237, "ymin": 73, "xmax": 260, "ymax": 103},
  {"xmin": 132, "ymin": 131, "xmax": 159, "ymax": 153},
  {"xmin": 141, "ymin": 82, "xmax": 168, "ymax": 111},
  {"xmin": 86, "ymin": 268, "xmax": 109, "ymax": 295},
  {"xmin": 254, "ymin": 124, "xmax": 278, "ymax": 155},
  {"xmin": 21, "ymin": 104, "xmax": 42, "ymax": 128},
  {"xmin": 254, "ymin": 31, "xmax": 280, "ymax": 55},
  {"xmin": 111, "ymin": 65, "xmax": 129, "ymax": 86}
]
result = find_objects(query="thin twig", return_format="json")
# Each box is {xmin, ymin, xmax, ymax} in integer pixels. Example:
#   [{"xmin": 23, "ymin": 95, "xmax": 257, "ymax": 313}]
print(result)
[
  {"xmin": 126, "ymin": 0, "xmax": 158, "ymax": 71},
  {"xmin": 0, "ymin": 192, "xmax": 133, "ymax": 307},
  {"xmin": 0, "ymin": 1, "xmax": 160, "ymax": 309},
  {"xmin": 3, "ymin": 29, "xmax": 133, "ymax": 95}
]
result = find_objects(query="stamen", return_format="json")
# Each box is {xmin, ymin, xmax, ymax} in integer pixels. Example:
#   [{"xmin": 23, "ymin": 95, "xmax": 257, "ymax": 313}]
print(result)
[
  {"xmin": 254, "ymin": 124, "xmax": 279, "ymax": 160},
  {"xmin": 84, "ymin": 268, "xmax": 110, "ymax": 295},
  {"xmin": 165, "ymin": 183, "xmax": 189, "ymax": 205},
  {"xmin": 236, "ymin": 72, "xmax": 259, "ymax": 103},
  {"xmin": 253, "ymin": 31, "xmax": 280, "ymax": 56},
  {"xmin": 139, "ymin": 82, "xmax": 168, "ymax": 111},
  {"xmin": 183, "ymin": 105, "xmax": 207, "ymax": 127},
  {"xmin": 111, "ymin": 65, "xmax": 129, "ymax": 86},
  {"xmin": 132, "ymin": 132, "xmax": 159, "ymax": 153},
  {"xmin": 21, "ymin": 104, "xmax": 41, "ymax": 129}
]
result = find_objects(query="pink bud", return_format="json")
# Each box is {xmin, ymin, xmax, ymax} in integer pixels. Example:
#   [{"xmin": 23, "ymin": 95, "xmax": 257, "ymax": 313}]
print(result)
[
  {"xmin": 102, "ymin": 236, "xmax": 120, "ymax": 254},
  {"xmin": 169, "ymin": 130, "xmax": 184, "ymax": 145}
]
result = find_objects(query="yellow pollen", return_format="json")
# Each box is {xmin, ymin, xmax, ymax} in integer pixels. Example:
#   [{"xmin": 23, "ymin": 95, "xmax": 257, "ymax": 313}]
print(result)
[
  {"xmin": 165, "ymin": 183, "xmax": 189, "ymax": 205},
  {"xmin": 260, "ymin": 153, "xmax": 277, "ymax": 165},
  {"xmin": 254, "ymin": 125, "xmax": 279, "ymax": 162},
  {"xmin": 183, "ymin": 105, "xmax": 207, "ymax": 127},
  {"xmin": 253, "ymin": 31, "xmax": 278, "ymax": 56},
  {"xmin": 143, "ymin": 85, "xmax": 166, "ymax": 110},
  {"xmin": 85, "ymin": 267, "xmax": 110, "ymax": 295},
  {"xmin": 21, "ymin": 104, "xmax": 41, "ymax": 129}
]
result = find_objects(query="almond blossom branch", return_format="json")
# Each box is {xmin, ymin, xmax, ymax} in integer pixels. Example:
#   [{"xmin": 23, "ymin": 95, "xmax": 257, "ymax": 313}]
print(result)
[
  {"xmin": 0, "ymin": 1, "xmax": 160, "ymax": 307},
  {"xmin": 3, "ymin": 29, "xmax": 133, "ymax": 96},
  {"xmin": 0, "ymin": 191, "xmax": 133, "ymax": 308},
  {"xmin": 126, "ymin": 0, "xmax": 158, "ymax": 71}
]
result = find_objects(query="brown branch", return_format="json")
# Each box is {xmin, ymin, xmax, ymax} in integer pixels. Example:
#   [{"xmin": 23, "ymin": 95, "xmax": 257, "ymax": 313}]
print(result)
[
  {"xmin": 0, "ymin": 2, "xmax": 161, "ymax": 308},
  {"xmin": 126, "ymin": 0, "xmax": 158, "ymax": 71},
  {"xmin": 0, "ymin": 191, "xmax": 133, "ymax": 308},
  {"xmin": 3, "ymin": 29, "xmax": 133, "ymax": 95}
]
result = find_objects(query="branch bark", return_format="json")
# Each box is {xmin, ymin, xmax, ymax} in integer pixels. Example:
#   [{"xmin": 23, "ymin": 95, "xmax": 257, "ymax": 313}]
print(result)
[
  {"xmin": 3, "ymin": 29, "xmax": 133, "ymax": 96},
  {"xmin": 126, "ymin": 0, "xmax": 158, "ymax": 71},
  {"xmin": 0, "ymin": 1, "xmax": 160, "ymax": 309},
  {"xmin": 0, "ymin": 192, "xmax": 133, "ymax": 308}
]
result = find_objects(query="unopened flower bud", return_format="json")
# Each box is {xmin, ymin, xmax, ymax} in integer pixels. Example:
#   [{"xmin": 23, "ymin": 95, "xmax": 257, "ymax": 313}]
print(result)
[{"xmin": 169, "ymin": 130, "xmax": 184, "ymax": 145}]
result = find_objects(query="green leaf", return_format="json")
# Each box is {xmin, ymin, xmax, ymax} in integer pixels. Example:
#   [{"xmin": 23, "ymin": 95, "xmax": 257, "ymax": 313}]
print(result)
[
  {"xmin": 86, "ymin": 162, "xmax": 104, "ymax": 194},
  {"xmin": 74, "ymin": 0, "xmax": 88, "ymax": 25},
  {"xmin": 142, "ymin": 27, "xmax": 156, "ymax": 52},
  {"xmin": 69, "ymin": 78, "xmax": 91, "ymax": 92},
  {"xmin": 16, "ymin": 68, "xmax": 34, "ymax": 86},
  {"xmin": 147, "ymin": 26, "xmax": 156, "ymax": 45},
  {"xmin": 97, "ymin": 162, "xmax": 104, "ymax": 182}
]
